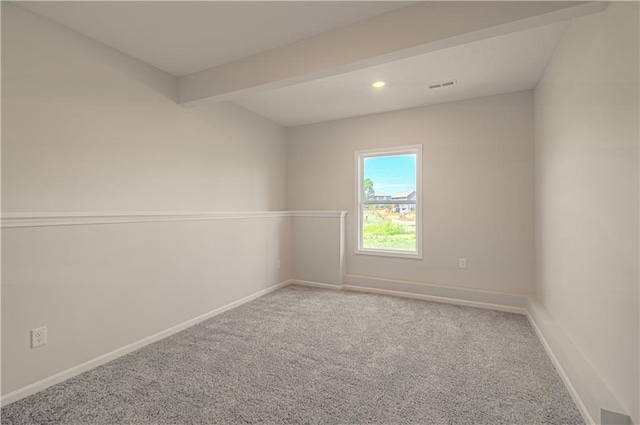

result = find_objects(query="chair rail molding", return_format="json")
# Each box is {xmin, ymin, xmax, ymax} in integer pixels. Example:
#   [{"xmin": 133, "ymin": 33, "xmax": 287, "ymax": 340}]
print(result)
[{"xmin": 1, "ymin": 211, "xmax": 347, "ymax": 228}]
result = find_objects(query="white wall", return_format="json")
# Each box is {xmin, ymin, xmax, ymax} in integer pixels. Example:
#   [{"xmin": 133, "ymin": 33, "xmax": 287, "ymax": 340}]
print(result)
[
  {"xmin": 2, "ymin": 216, "xmax": 292, "ymax": 397},
  {"xmin": 291, "ymin": 214, "xmax": 346, "ymax": 286},
  {"xmin": 287, "ymin": 91, "xmax": 535, "ymax": 297},
  {"xmin": 1, "ymin": 3, "xmax": 286, "ymax": 213},
  {"xmin": 1, "ymin": 3, "xmax": 291, "ymax": 400},
  {"xmin": 534, "ymin": 2, "xmax": 639, "ymax": 423}
]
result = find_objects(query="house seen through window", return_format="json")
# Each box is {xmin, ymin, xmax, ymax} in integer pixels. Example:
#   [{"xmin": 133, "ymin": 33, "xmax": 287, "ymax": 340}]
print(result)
[{"xmin": 356, "ymin": 145, "xmax": 422, "ymax": 258}]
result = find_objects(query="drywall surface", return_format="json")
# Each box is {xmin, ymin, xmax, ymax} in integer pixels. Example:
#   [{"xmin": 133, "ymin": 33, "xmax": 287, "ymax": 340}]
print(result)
[
  {"xmin": 1, "ymin": 3, "xmax": 290, "ymax": 399},
  {"xmin": 2, "ymin": 217, "xmax": 291, "ymax": 396},
  {"xmin": 291, "ymin": 215, "xmax": 346, "ymax": 285},
  {"xmin": 1, "ymin": 3, "xmax": 286, "ymax": 212},
  {"xmin": 287, "ymin": 91, "xmax": 535, "ymax": 296},
  {"xmin": 534, "ymin": 2, "xmax": 639, "ymax": 422}
]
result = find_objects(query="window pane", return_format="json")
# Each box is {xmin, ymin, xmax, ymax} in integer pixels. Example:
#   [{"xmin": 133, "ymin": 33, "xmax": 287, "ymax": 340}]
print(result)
[{"xmin": 362, "ymin": 154, "xmax": 417, "ymax": 252}]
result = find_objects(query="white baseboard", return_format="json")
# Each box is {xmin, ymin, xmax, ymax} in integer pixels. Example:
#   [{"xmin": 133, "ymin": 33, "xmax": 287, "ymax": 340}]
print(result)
[
  {"xmin": 526, "ymin": 302, "xmax": 595, "ymax": 425},
  {"xmin": 526, "ymin": 298, "xmax": 629, "ymax": 425},
  {"xmin": 342, "ymin": 284, "xmax": 526, "ymax": 314},
  {"xmin": 342, "ymin": 274, "xmax": 526, "ymax": 314},
  {"xmin": 289, "ymin": 279, "xmax": 342, "ymax": 290},
  {"xmin": 288, "ymin": 275, "xmax": 525, "ymax": 314},
  {"xmin": 1, "ymin": 279, "xmax": 292, "ymax": 407}
]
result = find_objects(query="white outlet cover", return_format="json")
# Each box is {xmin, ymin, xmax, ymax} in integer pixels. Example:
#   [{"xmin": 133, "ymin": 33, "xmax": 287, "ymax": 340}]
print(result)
[{"xmin": 31, "ymin": 326, "xmax": 47, "ymax": 348}]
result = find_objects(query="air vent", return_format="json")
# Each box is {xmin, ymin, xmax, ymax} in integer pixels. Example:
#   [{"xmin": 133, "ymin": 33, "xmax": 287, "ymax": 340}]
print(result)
[{"xmin": 428, "ymin": 79, "xmax": 457, "ymax": 89}]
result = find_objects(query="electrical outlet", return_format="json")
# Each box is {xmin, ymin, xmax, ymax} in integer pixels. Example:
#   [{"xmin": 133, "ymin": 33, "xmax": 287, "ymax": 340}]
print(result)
[
  {"xmin": 459, "ymin": 258, "xmax": 467, "ymax": 269},
  {"xmin": 277, "ymin": 260, "xmax": 281, "ymax": 269},
  {"xmin": 31, "ymin": 326, "xmax": 47, "ymax": 348}
]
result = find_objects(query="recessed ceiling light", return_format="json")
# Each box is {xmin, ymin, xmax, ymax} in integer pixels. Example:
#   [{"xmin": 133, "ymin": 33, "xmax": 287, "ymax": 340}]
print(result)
[{"xmin": 371, "ymin": 81, "xmax": 386, "ymax": 89}]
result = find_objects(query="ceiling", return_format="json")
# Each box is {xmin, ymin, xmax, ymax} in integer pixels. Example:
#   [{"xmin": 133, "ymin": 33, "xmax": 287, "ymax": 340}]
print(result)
[
  {"xmin": 234, "ymin": 21, "xmax": 569, "ymax": 127},
  {"xmin": 18, "ymin": 1, "xmax": 578, "ymax": 127},
  {"xmin": 18, "ymin": 1, "xmax": 411, "ymax": 77}
]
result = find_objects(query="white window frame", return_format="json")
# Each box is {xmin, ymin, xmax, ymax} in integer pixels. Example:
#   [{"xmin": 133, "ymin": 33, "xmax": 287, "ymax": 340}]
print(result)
[{"xmin": 355, "ymin": 145, "xmax": 423, "ymax": 259}]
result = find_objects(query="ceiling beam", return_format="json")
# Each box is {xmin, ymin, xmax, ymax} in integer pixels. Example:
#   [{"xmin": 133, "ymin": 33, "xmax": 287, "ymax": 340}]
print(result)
[{"xmin": 178, "ymin": 1, "xmax": 607, "ymax": 106}]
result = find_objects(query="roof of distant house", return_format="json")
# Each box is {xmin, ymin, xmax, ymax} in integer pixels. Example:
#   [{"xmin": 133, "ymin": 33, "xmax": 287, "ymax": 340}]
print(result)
[
  {"xmin": 392, "ymin": 191, "xmax": 415, "ymax": 199},
  {"xmin": 374, "ymin": 192, "xmax": 390, "ymax": 197}
]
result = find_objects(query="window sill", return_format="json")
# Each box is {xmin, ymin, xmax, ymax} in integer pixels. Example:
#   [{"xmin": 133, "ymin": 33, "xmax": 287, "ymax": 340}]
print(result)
[{"xmin": 355, "ymin": 248, "xmax": 423, "ymax": 260}]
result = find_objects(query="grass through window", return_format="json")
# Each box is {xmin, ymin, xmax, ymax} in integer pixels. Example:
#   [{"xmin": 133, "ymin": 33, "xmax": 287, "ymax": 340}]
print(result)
[{"xmin": 362, "ymin": 211, "xmax": 416, "ymax": 251}]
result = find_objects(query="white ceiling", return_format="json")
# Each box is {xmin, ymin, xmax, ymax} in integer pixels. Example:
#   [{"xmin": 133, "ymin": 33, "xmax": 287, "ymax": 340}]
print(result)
[
  {"xmin": 19, "ymin": 1, "xmax": 574, "ymax": 127},
  {"xmin": 18, "ymin": 1, "xmax": 411, "ymax": 77},
  {"xmin": 234, "ymin": 21, "xmax": 569, "ymax": 127}
]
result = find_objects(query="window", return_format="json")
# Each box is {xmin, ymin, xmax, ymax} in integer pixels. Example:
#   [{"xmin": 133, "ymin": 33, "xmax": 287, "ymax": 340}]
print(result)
[{"xmin": 355, "ymin": 145, "xmax": 422, "ymax": 259}]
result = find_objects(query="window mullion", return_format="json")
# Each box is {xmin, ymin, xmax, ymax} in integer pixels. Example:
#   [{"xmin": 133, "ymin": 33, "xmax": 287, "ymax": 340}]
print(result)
[{"xmin": 362, "ymin": 200, "xmax": 416, "ymax": 205}]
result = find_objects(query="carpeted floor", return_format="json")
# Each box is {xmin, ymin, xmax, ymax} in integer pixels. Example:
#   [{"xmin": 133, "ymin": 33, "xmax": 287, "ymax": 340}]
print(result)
[{"xmin": 2, "ymin": 285, "xmax": 583, "ymax": 424}]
